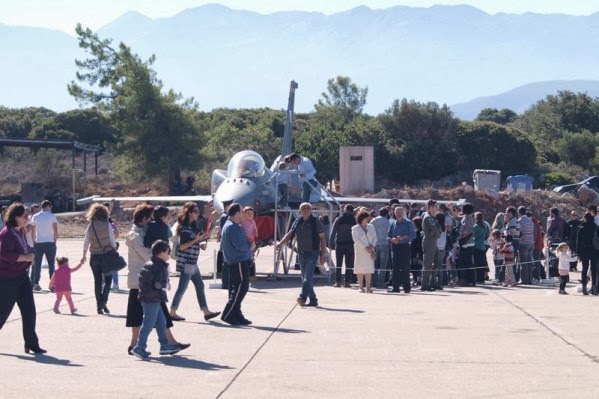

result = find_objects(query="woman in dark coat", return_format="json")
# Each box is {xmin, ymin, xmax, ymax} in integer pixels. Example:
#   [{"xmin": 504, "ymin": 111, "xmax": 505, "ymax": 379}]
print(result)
[
  {"xmin": 576, "ymin": 212, "xmax": 599, "ymax": 295},
  {"xmin": 0, "ymin": 203, "xmax": 46, "ymax": 354}
]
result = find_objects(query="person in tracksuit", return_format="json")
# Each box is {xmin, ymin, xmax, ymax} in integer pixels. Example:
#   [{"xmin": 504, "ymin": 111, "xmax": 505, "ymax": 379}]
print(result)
[
  {"xmin": 421, "ymin": 200, "xmax": 442, "ymax": 291},
  {"xmin": 329, "ymin": 204, "xmax": 356, "ymax": 287},
  {"xmin": 220, "ymin": 203, "xmax": 254, "ymax": 326}
]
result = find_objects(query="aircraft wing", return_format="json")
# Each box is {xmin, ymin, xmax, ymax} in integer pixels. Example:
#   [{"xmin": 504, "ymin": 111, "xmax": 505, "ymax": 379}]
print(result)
[{"xmin": 77, "ymin": 195, "xmax": 213, "ymax": 206}]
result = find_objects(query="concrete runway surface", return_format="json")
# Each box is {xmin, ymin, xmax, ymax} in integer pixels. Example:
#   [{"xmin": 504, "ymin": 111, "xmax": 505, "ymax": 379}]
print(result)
[{"xmin": 1, "ymin": 239, "xmax": 599, "ymax": 399}]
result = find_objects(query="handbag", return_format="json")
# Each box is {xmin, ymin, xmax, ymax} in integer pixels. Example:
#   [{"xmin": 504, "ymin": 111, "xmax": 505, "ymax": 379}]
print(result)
[
  {"xmin": 92, "ymin": 222, "xmax": 127, "ymax": 276},
  {"xmin": 364, "ymin": 227, "xmax": 376, "ymax": 260}
]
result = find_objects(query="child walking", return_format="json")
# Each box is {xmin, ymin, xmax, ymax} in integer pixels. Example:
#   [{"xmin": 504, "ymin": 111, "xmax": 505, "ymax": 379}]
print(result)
[
  {"xmin": 132, "ymin": 240, "xmax": 181, "ymax": 360},
  {"xmin": 556, "ymin": 242, "xmax": 577, "ymax": 295},
  {"xmin": 501, "ymin": 235, "xmax": 517, "ymax": 287},
  {"xmin": 49, "ymin": 257, "xmax": 83, "ymax": 314}
]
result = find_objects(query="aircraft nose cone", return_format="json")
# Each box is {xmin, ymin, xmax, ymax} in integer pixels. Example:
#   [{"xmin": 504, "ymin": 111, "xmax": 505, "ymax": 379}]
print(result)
[{"xmin": 214, "ymin": 178, "xmax": 256, "ymax": 211}]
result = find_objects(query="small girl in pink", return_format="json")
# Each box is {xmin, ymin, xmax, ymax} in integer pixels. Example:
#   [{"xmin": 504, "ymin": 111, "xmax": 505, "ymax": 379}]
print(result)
[{"xmin": 49, "ymin": 257, "xmax": 83, "ymax": 314}]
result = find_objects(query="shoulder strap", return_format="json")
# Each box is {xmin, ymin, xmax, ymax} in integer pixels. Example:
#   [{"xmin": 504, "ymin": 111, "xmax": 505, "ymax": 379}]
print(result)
[{"xmin": 91, "ymin": 222, "xmax": 102, "ymax": 248}]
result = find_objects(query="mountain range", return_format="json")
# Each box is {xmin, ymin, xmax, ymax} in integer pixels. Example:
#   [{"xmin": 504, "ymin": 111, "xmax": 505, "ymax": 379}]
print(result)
[{"xmin": 2, "ymin": 4, "xmax": 599, "ymax": 118}]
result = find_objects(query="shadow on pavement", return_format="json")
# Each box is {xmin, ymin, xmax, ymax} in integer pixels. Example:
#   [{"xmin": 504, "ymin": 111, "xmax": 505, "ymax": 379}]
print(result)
[
  {"xmin": 251, "ymin": 325, "xmax": 307, "ymax": 334},
  {"xmin": 0, "ymin": 352, "xmax": 84, "ymax": 367},
  {"xmin": 156, "ymin": 355, "xmax": 233, "ymax": 370}
]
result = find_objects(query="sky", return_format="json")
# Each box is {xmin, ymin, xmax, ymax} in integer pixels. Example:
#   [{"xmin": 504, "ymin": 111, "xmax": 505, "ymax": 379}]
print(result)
[{"xmin": 2, "ymin": 0, "xmax": 599, "ymax": 35}]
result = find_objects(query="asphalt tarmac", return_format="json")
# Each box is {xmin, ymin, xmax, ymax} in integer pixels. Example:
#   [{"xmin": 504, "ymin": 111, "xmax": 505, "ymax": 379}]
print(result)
[{"xmin": 1, "ymin": 239, "xmax": 598, "ymax": 398}]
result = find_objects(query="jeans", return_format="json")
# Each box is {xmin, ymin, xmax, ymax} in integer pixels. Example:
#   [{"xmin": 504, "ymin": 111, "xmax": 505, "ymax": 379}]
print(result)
[
  {"xmin": 278, "ymin": 183, "xmax": 288, "ymax": 207},
  {"xmin": 171, "ymin": 265, "xmax": 207, "ymax": 310},
  {"xmin": 112, "ymin": 272, "xmax": 119, "ymax": 286},
  {"xmin": 301, "ymin": 179, "xmax": 317, "ymax": 203},
  {"xmin": 222, "ymin": 259, "xmax": 251, "ymax": 322},
  {"xmin": 0, "ymin": 273, "xmax": 39, "ymax": 348},
  {"xmin": 31, "ymin": 242, "xmax": 56, "ymax": 285},
  {"xmin": 90, "ymin": 254, "xmax": 112, "ymax": 308},
  {"xmin": 391, "ymin": 243, "xmax": 411, "ymax": 292},
  {"xmin": 374, "ymin": 245, "xmax": 390, "ymax": 287},
  {"xmin": 335, "ymin": 244, "xmax": 355, "ymax": 284},
  {"xmin": 436, "ymin": 249, "xmax": 447, "ymax": 287},
  {"xmin": 518, "ymin": 243, "xmax": 534, "ymax": 284},
  {"xmin": 135, "ymin": 301, "xmax": 169, "ymax": 351},
  {"xmin": 298, "ymin": 250, "xmax": 318, "ymax": 302}
]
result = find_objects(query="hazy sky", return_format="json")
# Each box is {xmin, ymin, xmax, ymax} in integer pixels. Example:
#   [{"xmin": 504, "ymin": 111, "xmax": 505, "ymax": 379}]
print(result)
[{"xmin": 2, "ymin": 0, "xmax": 599, "ymax": 34}]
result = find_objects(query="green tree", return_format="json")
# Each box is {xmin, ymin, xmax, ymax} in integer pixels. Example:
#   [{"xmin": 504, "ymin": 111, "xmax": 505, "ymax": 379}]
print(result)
[
  {"xmin": 475, "ymin": 108, "xmax": 517, "ymax": 124},
  {"xmin": 378, "ymin": 99, "xmax": 459, "ymax": 183},
  {"xmin": 315, "ymin": 76, "xmax": 368, "ymax": 123},
  {"xmin": 556, "ymin": 130, "xmax": 599, "ymax": 170},
  {"xmin": 455, "ymin": 121, "xmax": 537, "ymax": 176},
  {"xmin": 67, "ymin": 25, "xmax": 203, "ymax": 190},
  {"xmin": 30, "ymin": 108, "xmax": 120, "ymax": 146}
]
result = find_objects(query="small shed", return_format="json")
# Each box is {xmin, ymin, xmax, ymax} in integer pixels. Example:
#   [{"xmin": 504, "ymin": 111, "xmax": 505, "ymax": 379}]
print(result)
[
  {"xmin": 473, "ymin": 169, "xmax": 501, "ymax": 192},
  {"xmin": 506, "ymin": 175, "xmax": 534, "ymax": 193}
]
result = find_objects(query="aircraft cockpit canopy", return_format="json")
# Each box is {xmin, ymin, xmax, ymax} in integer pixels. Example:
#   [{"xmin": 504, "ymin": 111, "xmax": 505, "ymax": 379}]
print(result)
[{"xmin": 227, "ymin": 150, "xmax": 266, "ymax": 178}]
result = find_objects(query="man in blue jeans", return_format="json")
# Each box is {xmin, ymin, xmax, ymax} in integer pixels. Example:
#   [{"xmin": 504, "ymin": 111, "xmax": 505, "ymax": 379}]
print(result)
[
  {"xmin": 30, "ymin": 200, "xmax": 58, "ymax": 291},
  {"xmin": 276, "ymin": 202, "xmax": 327, "ymax": 307}
]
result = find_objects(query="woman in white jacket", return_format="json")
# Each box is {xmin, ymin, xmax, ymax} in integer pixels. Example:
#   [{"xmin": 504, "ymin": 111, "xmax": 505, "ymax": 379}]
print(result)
[{"xmin": 351, "ymin": 210, "xmax": 377, "ymax": 293}]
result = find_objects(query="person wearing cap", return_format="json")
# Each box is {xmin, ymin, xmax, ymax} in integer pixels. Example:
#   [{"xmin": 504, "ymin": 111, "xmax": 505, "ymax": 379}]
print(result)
[{"xmin": 30, "ymin": 200, "xmax": 58, "ymax": 291}]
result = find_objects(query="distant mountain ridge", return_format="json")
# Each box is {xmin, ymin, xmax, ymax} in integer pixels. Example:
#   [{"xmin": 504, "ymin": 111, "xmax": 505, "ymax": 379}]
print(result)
[
  {"xmin": 451, "ymin": 80, "xmax": 599, "ymax": 120},
  {"xmin": 1, "ymin": 4, "xmax": 599, "ymax": 114}
]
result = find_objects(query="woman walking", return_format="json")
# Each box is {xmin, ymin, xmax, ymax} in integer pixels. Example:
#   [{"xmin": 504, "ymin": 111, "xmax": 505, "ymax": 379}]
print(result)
[
  {"xmin": 351, "ymin": 210, "xmax": 376, "ymax": 293},
  {"xmin": 170, "ymin": 202, "xmax": 220, "ymax": 322},
  {"xmin": 0, "ymin": 203, "xmax": 46, "ymax": 354},
  {"xmin": 81, "ymin": 203, "xmax": 117, "ymax": 314}
]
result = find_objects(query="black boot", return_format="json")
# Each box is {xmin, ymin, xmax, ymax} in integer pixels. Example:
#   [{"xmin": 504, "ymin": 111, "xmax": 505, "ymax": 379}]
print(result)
[
  {"xmin": 583, "ymin": 283, "xmax": 589, "ymax": 295},
  {"xmin": 592, "ymin": 285, "xmax": 598, "ymax": 296}
]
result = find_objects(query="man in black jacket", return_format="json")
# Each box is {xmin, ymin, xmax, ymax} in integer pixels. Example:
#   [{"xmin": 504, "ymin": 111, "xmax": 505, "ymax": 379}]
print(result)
[{"xmin": 329, "ymin": 204, "xmax": 356, "ymax": 287}]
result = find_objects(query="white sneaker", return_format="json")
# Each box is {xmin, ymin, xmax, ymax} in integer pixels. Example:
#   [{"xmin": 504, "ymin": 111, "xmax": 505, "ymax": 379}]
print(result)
[{"xmin": 111, "ymin": 284, "xmax": 119, "ymax": 291}]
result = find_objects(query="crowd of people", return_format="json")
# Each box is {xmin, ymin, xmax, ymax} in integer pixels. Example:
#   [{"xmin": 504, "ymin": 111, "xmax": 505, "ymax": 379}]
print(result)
[
  {"xmin": 2, "ymin": 190, "xmax": 599, "ymax": 358},
  {"xmin": 317, "ymin": 199, "xmax": 599, "ymax": 298}
]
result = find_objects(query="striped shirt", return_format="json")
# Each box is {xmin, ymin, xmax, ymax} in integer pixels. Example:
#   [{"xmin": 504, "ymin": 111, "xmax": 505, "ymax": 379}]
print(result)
[{"xmin": 175, "ymin": 225, "xmax": 200, "ymax": 273}]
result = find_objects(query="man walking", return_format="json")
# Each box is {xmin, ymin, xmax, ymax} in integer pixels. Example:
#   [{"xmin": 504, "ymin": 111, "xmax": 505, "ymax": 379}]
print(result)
[
  {"xmin": 221, "ymin": 203, "xmax": 254, "ymax": 325},
  {"xmin": 277, "ymin": 203, "xmax": 327, "ymax": 307},
  {"xmin": 388, "ymin": 206, "xmax": 416, "ymax": 293},
  {"xmin": 30, "ymin": 200, "xmax": 58, "ymax": 291}
]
